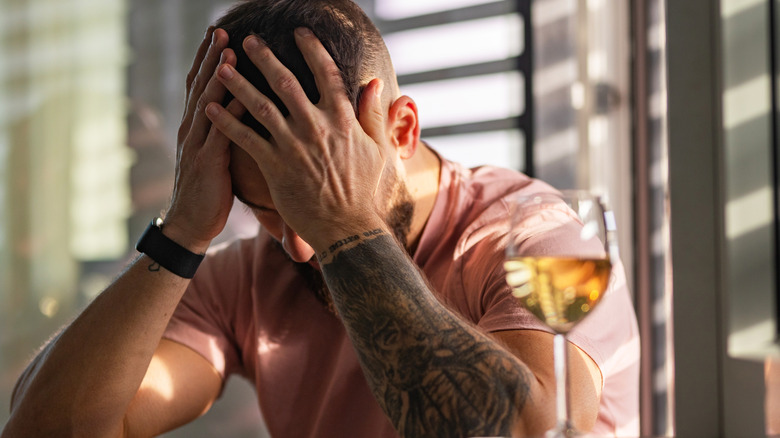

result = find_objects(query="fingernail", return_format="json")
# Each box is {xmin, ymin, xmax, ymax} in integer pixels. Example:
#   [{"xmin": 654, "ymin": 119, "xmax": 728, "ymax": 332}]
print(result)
[
  {"xmin": 244, "ymin": 35, "xmax": 261, "ymax": 50},
  {"xmin": 206, "ymin": 103, "xmax": 219, "ymax": 118},
  {"xmin": 219, "ymin": 50, "xmax": 226, "ymax": 65},
  {"xmin": 218, "ymin": 64, "xmax": 234, "ymax": 79},
  {"xmin": 295, "ymin": 27, "xmax": 313, "ymax": 37},
  {"xmin": 375, "ymin": 80, "xmax": 384, "ymax": 98},
  {"xmin": 211, "ymin": 30, "xmax": 218, "ymax": 45}
]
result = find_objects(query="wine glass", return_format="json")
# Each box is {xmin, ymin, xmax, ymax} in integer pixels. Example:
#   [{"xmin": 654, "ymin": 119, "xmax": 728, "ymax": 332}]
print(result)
[{"xmin": 504, "ymin": 190, "xmax": 618, "ymax": 437}]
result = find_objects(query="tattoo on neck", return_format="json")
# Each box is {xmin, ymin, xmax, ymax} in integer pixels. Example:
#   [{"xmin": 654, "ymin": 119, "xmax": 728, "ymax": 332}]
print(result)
[
  {"xmin": 321, "ymin": 234, "xmax": 530, "ymax": 437},
  {"xmin": 147, "ymin": 262, "xmax": 161, "ymax": 272}
]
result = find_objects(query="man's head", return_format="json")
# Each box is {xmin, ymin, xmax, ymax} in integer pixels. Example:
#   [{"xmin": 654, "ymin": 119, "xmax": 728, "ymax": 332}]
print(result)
[
  {"xmin": 215, "ymin": 0, "xmax": 399, "ymax": 137},
  {"xmin": 214, "ymin": 0, "xmax": 424, "ymax": 268}
]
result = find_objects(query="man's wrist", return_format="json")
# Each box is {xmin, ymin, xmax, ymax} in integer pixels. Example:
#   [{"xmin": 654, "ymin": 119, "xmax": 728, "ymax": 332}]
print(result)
[
  {"xmin": 136, "ymin": 218, "xmax": 207, "ymax": 279},
  {"xmin": 158, "ymin": 218, "xmax": 212, "ymax": 255},
  {"xmin": 313, "ymin": 217, "xmax": 390, "ymax": 263}
]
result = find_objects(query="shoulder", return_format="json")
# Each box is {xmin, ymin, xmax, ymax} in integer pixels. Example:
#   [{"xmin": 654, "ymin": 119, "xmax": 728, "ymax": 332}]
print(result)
[
  {"xmin": 425, "ymin": 161, "xmax": 552, "ymax": 315},
  {"xmin": 439, "ymin": 160, "xmax": 559, "ymax": 255}
]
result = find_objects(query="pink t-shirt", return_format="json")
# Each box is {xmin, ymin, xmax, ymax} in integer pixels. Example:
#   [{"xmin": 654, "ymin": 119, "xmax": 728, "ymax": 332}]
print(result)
[{"xmin": 163, "ymin": 157, "xmax": 640, "ymax": 437}]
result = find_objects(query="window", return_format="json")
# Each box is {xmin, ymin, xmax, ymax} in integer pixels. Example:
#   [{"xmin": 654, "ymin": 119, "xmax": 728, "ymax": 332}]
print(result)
[{"xmin": 371, "ymin": 0, "xmax": 533, "ymax": 172}]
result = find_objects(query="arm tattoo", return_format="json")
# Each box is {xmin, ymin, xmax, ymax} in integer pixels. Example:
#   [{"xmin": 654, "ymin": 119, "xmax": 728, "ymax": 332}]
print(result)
[
  {"xmin": 318, "ymin": 228, "xmax": 384, "ymax": 262},
  {"xmin": 322, "ymin": 233, "xmax": 531, "ymax": 437}
]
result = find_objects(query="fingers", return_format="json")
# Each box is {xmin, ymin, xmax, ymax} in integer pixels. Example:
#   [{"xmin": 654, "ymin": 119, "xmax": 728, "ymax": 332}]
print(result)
[
  {"xmin": 183, "ymin": 46, "xmax": 237, "ymax": 150},
  {"xmin": 357, "ymin": 78, "xmax": 387, "ymax": 197},
  {"xmin": 216, "ymin": 62, "xmax": 292, "ymax": 140},
  {"xmin": 241, "ymin": 35, "xmax": 313, "ymax": 120},
  {"xmin": 183, "ymin": 42, "xmax": 236, "ymax": 143},
  {"xmin": 185, "ymin": 26, "xmax": 215, "ymax": 99},
  {"xmin": 214, "ymin": 28, "xmax": 353, "ymax": 137},
  {"xmin": 236, "ymin": 29, "xmax": 351, "ymax": 117},
  {"xmin": 293, "ymin": 28, "xmax": 350, "ymax": 111},
  {"xmin": 201, "ymin": 98, "xmax": 247, "ymax": 159},
  {"xmin": 357, "ymin": 78, "xmax": 385, "ymax": 145},
  {"xmin": 205, "ymin": 100, "xmax": 271, "ymax": 167},
  {"xmin": 181, "ymin": 28, "xmax": 230, "ymax": 133}
]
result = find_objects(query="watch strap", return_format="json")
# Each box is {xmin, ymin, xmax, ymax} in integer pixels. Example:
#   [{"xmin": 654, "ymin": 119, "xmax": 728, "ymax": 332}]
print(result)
[{"xmin": 136, "ymin": 218, "xmax": 205, "ymax": 279}]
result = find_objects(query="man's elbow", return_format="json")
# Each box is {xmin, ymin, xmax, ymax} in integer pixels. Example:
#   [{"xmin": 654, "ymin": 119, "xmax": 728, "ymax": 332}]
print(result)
[
  {"xmin": 7, "ymin": 361, "xmax": 37, "ymax": 424},
  {"xmin": 511, "ymin": 375, "xmax": 600, "ymax": 436}
]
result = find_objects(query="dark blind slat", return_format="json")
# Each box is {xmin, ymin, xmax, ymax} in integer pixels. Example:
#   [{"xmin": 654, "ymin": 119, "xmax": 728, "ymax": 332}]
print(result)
[
  {"xmin": 397, "ymin": 57, "xmax": 521, "ymax": 86},
  {"xmin": 421, "ymin": 116, "xmax": 524, "ymax": 138},
  {"xmin": 376, "ymin": 1, "xmax": 517, "ymax": 34}
]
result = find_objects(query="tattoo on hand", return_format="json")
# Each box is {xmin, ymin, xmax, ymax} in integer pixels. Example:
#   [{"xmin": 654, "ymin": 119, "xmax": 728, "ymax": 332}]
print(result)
[
  {"xmin": 322, "ymin": 234, "xmax": 531, "ymax": 437},
  {"xmin": 148, "ymin": 262, "xmax": 161, "ymax": 272}
]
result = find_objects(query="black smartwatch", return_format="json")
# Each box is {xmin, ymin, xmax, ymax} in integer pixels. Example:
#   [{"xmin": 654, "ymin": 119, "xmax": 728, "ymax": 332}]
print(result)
[{"xmin": 135, "ymin": 218, "xmax": 205, "ymax": 279}]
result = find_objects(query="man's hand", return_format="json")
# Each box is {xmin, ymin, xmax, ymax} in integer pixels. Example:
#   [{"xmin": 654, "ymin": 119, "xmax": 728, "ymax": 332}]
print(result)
[
  {"xmin": 205, "ymin": 28, "xmax": 388, "ymax": 254},
  {"xmin": 163, "ymin": 27, "xmax": 245, "ymax": 253}
]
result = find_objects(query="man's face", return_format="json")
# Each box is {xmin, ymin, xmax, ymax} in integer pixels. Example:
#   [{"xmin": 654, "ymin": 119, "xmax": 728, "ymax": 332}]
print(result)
[{"xmin": 228, "ymin": 144, "xmax": 415, "ymax": 270}]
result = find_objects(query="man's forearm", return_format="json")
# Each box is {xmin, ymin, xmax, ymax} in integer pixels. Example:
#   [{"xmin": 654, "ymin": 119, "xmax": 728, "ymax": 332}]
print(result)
[
  {"xmin": 321, "ymin": 231, "xmax": 532, "ymax": 438},
  {"xmin": 4, "ymin": 255, "xmax": 190, "ymax": 437}
]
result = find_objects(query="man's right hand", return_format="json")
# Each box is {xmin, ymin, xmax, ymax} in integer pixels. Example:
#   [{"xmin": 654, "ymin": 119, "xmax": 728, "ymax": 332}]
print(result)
[{"xmin": 163, "ymin": 27, "xmax": 244, "ymax": 254}]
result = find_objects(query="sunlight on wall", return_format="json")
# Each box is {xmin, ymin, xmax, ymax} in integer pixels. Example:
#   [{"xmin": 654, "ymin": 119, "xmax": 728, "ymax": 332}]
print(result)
[
  {"xmin": 720, "ymin": 6, "xmax": 779, "ymax": 426},
  {"xmin": 722, "ymin": 0, "xmax": 766, "ymax": 17},
  {"xmin": 725, "ymin": 186, "xmax": 773, "ymax": 240},
  {"xmin": 723, "ymin": 74, "xmax": 771, "ymax": 129}
]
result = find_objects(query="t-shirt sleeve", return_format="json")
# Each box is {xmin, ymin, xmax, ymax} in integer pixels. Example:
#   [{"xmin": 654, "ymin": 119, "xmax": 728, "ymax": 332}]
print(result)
[
  {"xmin": 162, "ymin": 241, "xmax": 246, "ymax": 382},
  {"xmin": 465, "ymin": 231, "xmax": 552, "ymax": 335},
  {"xmin": 462, "ymin": 203, "xmax": 584, "ymax": 334}
]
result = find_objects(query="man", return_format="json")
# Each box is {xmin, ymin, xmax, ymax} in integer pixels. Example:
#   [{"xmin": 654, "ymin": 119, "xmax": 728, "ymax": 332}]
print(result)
[{"xmin": 2, "ymin": 1, "xmax": 639, "ymax": 437}]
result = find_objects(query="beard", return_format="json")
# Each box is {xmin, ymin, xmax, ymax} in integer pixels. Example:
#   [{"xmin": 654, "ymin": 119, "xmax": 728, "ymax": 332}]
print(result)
[{"xmin": 277, "ymin": 175, "xmax": 416, "ymax": 315}]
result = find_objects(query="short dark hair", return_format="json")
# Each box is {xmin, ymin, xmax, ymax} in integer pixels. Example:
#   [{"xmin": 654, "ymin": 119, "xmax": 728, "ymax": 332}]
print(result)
[{"xmin": 215, "ymin": 0, "xmax": 393, "ymax": 137}]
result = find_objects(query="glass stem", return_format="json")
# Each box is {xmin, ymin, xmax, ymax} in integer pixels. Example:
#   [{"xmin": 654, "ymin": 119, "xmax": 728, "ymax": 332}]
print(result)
[{"xmin": 553, "ymin": 333, "xmax": 573, "ymax": 434}]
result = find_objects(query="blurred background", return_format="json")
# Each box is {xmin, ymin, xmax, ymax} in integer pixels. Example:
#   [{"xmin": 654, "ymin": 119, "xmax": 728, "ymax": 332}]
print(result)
[{"xmin": 0, "ymin": 0, "xmax": 777, "ymax": 436}]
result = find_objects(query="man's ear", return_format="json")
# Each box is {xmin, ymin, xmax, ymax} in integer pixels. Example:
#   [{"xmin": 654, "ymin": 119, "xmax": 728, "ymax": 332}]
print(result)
[{"xmin": 387, "ymin": 95, "xmax": 420, "ymax": 159}]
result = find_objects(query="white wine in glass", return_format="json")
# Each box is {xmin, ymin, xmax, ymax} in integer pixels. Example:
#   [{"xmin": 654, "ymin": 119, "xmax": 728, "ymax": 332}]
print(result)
[
  {"xmin": 504, "ymin": 191, "xmax": 617, "ymax": 437},
  {"xmin": 504, "ymin": 256, "xmax": 612, "ymax": 334}
]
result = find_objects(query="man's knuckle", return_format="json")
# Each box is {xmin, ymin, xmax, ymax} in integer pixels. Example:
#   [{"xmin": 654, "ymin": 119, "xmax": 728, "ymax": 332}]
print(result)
[
  {"xmin": 323, "ymin": 65, "xmax": 343, "ymax": 84},
  {"xmin": 338, "ymin": 116, "xmax": 354, "ymax": 132},
  {"xmin": 252, "ymin": 99, "xmax": 277, "ymax": 121},
  {"xmin": 274, "ymin": 73, "xmax": 299, "ymax": 94},
  {"xmin": 255, "ymin": 48, "xmax": 274, "ymax": 63},
  {"xmin": 194, "ymin": 96, "xmax": 209, "ymax": 115},
  {"xmin": 309, "ymin": 121, "xmax": 329, "ymax": 140},
  {"xmin": 185, "ymin": 71, "xmax": 197, "ymax": 88},
  {"xmin": 238, "ymin": 129, "xmax": 257, "ymax": 148},
  {"xmin": 188, "ymin": 78, "xmax": 205, "ymax": 102},
  {"xmin": 334, "ymin": 99, "xmax": 355, "ymax": 117},
  {"xmin": 177, "ymin": 124, "xmax": 189, "ymax": 142}
]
